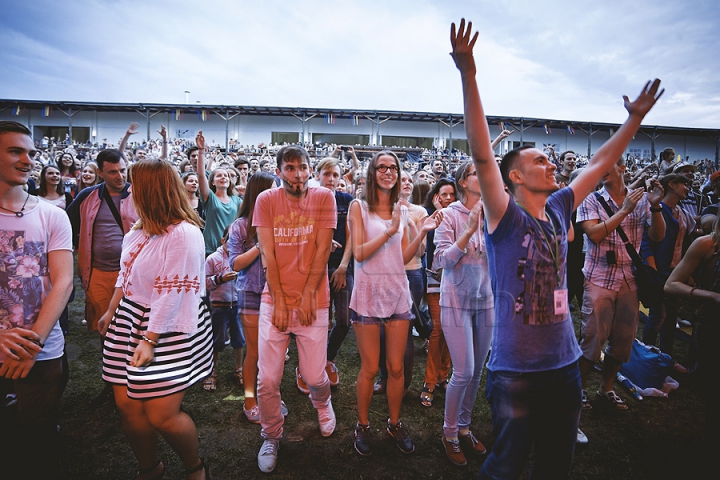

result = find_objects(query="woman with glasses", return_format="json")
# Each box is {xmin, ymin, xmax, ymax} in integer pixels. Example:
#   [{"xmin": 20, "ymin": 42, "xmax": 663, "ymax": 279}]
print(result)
[
  {"xmin": 348, "ymin": 151, "xmax": 442, "ymax": 456},
  {"xmin": 434, "ymin": 161, "xmax": 493, "ymax": 466}
]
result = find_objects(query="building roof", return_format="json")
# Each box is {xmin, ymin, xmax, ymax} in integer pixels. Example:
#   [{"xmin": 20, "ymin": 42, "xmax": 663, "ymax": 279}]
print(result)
[{"xmin": 1, "ymin": 98, "xmax": 718, "ymax": 138}]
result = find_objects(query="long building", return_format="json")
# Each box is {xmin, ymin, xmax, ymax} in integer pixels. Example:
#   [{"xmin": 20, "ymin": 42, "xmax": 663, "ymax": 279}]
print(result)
[{"xmin": 1, "ymin": 99, "xmax": 718, "ymax": 164}]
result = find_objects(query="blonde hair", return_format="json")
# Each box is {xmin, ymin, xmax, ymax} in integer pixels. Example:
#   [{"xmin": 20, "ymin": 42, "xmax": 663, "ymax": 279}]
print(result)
[{"xmin": 131, "ymin": 159, "xmax": 203, "ymax": 235}]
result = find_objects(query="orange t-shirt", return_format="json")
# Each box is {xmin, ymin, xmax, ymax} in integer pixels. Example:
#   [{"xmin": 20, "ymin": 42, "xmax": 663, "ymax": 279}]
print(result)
[{"xmin": 253, "ymin": 186, "xmax": 337, "ymax": 308}]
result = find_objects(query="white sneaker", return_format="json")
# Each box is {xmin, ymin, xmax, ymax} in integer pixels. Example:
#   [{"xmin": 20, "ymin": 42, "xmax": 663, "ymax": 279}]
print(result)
[
  {"xmin": 318, "ymin": 402, "xmax": 336, "ymax": 437},
  {"xmin": 576, "ymin": 428, "xmax": 589, "ymax": 444},
  {"xmin": 258, "ymin": 439, "xmax": 279, "ymax": 473}
]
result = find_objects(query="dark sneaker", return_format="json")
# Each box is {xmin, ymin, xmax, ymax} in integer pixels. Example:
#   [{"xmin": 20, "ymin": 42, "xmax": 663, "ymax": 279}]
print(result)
[
  {"xmin": 442, "ymin": 435, "xmax": 467, "ymax": 466},
  {"xmin": 582, "ymin": 390, "xmax": 592, "ymax": 410},
  {"xmin": 596, "ymin": 389, "xmax": 628, "ymax": 410},
  {"xmin": 354, "ymin": 423, "xmax": 372, "ymax": 456},
  {"xmin": 458, "ymin": 430, "xmax": 487, "ymax": 455},
  {"xmin": 387, "ymin": 421, "xmax": 415, "ymax": 454}
]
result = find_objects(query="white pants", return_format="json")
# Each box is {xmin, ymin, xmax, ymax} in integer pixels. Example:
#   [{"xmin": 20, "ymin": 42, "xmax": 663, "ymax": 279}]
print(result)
[{"xmin": 257, "ymin": 302, "xmax": 331, "ymax": 440}]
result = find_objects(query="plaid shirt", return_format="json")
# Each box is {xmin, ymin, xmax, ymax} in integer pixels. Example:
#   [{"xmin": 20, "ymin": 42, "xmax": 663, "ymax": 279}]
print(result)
[{"xmin": 577, "ymin": 187, "xmax": 651, "ymax": 291}]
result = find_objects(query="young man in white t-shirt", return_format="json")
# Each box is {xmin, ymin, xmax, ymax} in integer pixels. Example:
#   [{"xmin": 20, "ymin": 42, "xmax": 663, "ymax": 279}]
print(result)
[{"xmin": 0, "ymin": 121, "xmax": 74, "ymax": 478}]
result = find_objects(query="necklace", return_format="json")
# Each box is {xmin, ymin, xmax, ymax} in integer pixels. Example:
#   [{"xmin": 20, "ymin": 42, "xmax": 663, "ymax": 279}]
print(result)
[{"xmin": 0, "ymin": 192, "xmax": 31, "ymax": 217}]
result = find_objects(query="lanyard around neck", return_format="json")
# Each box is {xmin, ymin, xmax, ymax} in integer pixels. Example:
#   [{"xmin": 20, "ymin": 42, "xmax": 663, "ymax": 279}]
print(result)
[{"xmin": 516, "ymin": 202, "xmax": 562, "ymax": 283}]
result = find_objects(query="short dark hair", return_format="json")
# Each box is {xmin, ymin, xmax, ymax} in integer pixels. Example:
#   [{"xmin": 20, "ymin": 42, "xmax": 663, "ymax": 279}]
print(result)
[
  {"xmin": 276, "ymin": 145, "xmax": 310, "ymax": 168},
  {"xmin": 234, "ymin": 158, "xmax": 249, "ymax": 169},
  {"xmin": 500, "ymin": 145, "xmax": 534, "ymax": 193},
  {"xmin": 96, "ymin": 149, "xmax": 124, "ymax": 171},
  {"xmin": 0, "ymin": 121, "xmax": 31, "ymax": 136},
  {"xmin": 186, "ymin": 146, "xmax": 199, "ymax": 159},
  {"xmin": 558, "ymin": 150, "xmax": 576, "ymax": 163}
]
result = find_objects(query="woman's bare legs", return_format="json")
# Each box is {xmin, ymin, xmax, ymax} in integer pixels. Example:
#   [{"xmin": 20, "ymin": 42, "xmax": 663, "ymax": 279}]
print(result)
[
  {"xmin": 354, "ymin": 324, "xmax": 380, "ymax": 425},
  {"xmin": 242, "ymin": 313, "xmax": 259, "ymax": 409}
]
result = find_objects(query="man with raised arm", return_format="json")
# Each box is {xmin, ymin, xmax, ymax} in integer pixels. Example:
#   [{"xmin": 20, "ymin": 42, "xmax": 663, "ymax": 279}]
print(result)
[{"xmin": 450, "ymin": 18, "xmax": 663, "ymax": 480}]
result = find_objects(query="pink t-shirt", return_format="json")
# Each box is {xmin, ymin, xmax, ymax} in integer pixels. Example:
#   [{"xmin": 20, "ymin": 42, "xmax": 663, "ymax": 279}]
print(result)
[{"xmin": 253, "ymin": 186, "xmax": 336, "ymax": 308}]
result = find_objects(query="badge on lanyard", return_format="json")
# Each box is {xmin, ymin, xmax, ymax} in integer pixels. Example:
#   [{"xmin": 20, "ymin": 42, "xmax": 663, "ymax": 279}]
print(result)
[{"xmin": 554, "ymin": 289, "xmax": 569, "ymax": 315}]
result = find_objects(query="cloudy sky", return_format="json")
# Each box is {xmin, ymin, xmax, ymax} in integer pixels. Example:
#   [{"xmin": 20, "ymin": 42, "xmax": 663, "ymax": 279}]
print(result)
[{"xmin": 2, "ymin": 0, "xmax": 719, "ymax": 128}]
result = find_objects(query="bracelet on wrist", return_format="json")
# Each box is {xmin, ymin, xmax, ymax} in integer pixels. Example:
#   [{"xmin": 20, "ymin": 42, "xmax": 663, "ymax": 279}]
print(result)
[
  {"xmin": 383, "ymin": 229, "xmax": 393, "ymax": 239},
  {"xmin": 689, "ymin": 287, "xmax": 697, "ymax": 298},
  {"xmin": 650, "ymin": 206, "xmax": 662, "ymax": 213},
  {"xmin": 142, "ymin": 335, "xmax": 159, "ymax": 347}
]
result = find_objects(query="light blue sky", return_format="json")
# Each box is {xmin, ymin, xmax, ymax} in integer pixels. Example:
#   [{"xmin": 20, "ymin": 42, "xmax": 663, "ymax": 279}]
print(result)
[{"xmin": 1, "ymin": 0, "xmax": 719, "ymax": 128}]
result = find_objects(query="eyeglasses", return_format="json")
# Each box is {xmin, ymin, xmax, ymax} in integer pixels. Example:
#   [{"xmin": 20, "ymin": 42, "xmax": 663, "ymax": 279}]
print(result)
[{"xmin": 376, "ymin": 164, "xmax": 399, "ymax": 174}]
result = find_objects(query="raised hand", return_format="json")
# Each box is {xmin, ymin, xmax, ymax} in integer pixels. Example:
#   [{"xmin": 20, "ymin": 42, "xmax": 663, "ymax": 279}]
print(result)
[
  {"xmin": 195, "ymin": 130, "xmax": 205, "ymax": 150},
  {"xmin": 420, "ymin": 210, "xmax": 444, "ymax": 234},
  {"xmin": 450, "ymin": 18, "xmax": 479, "ymax": 76},
  {"xmin": 157, "ymin": 124, "xmax": 167, "ymax": 139},
  {"xmin": 621, "ymin": 187, "xmax": 645, "ymax": 214},
  {"xmin": 647, "ymin": 179, "xmax": 664, "ymax": 207},
  {"xmin": 127, "ymin": 122, "xmax": 140, "ymax": 135},
  {"xmin": 466, "ymin": 201, "xmax": 483, "ymax": 233},
  {"xmin": 624, "ymin": 79, "xmax": 664, "ymax": 119}
]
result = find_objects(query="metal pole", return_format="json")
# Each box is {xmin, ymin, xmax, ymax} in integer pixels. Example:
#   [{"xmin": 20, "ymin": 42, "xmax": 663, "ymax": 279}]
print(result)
[
  {"xmin": 302, "ymin": 112, "xmax": 306, "ymax": 144},
  {"xmin": 588, "ymin": 124, "xmax": 593, "ymax": 157},
  {"xmin": 225, "ymin": 108, "xmax": 229, "ymax": 152},
  {"xmin": 376, "ymin": 114, "xmax": 381, "ymax": 146},
  {"xmin": 146, "ymin": 108, "xmax": 150, "ymax": 142},
  {"xmin": 520, "ymin": 118, "xmax": 524, "ymax": 145},
  {"xmin": 651, "ymin": 128, "xmax": 656, "ymax": 162},
  {"xmin": 448, "ymin": 115, "xmax": 453, "ymax": 158},
  {"xmin": 68, "ymin": 107, "xmax": 73, "ymax": 143}
]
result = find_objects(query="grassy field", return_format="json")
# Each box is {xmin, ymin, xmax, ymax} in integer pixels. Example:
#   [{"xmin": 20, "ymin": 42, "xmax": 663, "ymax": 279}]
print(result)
[{"xmin": 52, "ymin": 283, "xmax": 706, "ymax": 480}]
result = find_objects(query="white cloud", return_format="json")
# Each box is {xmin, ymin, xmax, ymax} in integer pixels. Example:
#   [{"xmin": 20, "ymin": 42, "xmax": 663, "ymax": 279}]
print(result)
[{"xmin": 1, "ymin": 0, "xmax": 719, "ymax": 128}]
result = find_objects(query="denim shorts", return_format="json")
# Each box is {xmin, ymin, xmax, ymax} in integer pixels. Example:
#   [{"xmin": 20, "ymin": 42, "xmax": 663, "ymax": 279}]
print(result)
[
  {"xmin": 238, "ymin": 291, "xmax": 261, "ymax": 315},
  {"xmin": 350, "ymin": 309, "xmax": 411, "ymax": 326}
]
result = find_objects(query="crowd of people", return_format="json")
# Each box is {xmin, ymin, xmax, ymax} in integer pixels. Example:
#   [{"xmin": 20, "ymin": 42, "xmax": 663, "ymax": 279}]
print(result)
[{"xmin": 1, "ymin": 20, "xmax": 718, "ymax": 480}]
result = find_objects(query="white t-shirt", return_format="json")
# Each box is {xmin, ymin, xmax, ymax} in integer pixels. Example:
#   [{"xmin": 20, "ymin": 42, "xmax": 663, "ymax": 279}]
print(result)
[
  {"xmin": 116, "ymin": 222, "xmax": 206, "ymax": 334},
  {"xmin": 0, "ymin": 199, "xmax": 73, "ymax": 362}
]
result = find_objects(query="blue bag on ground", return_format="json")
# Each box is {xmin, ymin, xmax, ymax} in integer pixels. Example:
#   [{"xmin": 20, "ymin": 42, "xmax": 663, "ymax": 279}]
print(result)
[{"xmin": 619, "ymin": 339, "xmax": 675, "ymax": 389}]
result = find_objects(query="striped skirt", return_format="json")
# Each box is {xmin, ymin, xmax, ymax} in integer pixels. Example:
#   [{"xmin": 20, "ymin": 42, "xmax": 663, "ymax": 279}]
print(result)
[{"xmin": 102, "ymin": 296, "xmax": 214, "ymax": 399}]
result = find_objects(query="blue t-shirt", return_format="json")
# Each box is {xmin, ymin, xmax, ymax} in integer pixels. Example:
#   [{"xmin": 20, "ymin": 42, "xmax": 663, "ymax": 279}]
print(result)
[{"xmin": 484, "ymin": 187, "xmax": 582, "ymax": 372}]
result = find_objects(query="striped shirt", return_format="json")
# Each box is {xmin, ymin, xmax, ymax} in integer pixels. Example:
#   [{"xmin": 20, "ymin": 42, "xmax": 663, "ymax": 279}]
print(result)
[{"xmin": 577, "ymin": 188, "xmax": 651, "ymax": 291}]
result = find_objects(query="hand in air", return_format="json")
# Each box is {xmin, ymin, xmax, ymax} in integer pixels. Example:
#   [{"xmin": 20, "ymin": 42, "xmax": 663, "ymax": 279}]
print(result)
[
  {"xmin": 127, "ymin": 122, "xmax": 140, "ymax": 135},
  {"xmin": 195, "ymin": 130, "xmax": 205, "ymax": 149},
  {"xmin": 647, "ymin": 179, "xmax": 664, "ymax": 207},
  {"xmin": 624, "ymin": 79, "xmax": 664, "ymax": 118},
  {"xmin": 157, "ymin": 124, "xmax": 167, "ymax": 139},
  {"xmin": 450, "ymin": 18, "xmax": 479, "ymax": 75}
]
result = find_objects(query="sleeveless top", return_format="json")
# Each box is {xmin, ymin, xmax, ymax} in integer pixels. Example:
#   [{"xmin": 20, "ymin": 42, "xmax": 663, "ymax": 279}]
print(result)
[{"xmin": 349, "ymin": 200, "xmax": 412, "ymax": 318}]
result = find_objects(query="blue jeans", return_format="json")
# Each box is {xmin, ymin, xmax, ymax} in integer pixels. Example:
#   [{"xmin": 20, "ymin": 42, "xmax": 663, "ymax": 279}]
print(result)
[
  {"xmin": 326, "ymin": 266, "xmax": 354, "ymax": 362},
  {"xmin": 211, "ymin": 304, "xmax": 245, "ymax": 351},
  {"xmin": 479, "ymin": 362, "xmax": 581, "ymax": 480},
  {"xmin": 441, "ymin": 305, "xmax": 494, "ymax": 438}
]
